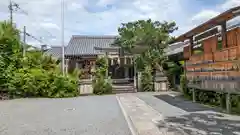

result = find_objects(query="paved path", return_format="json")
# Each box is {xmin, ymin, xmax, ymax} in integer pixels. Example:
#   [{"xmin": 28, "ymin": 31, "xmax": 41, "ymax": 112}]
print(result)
[
  {"xmin": 117, "ymin": 92, "xmax": 240, "ymax": 135},
  {"xmin": 0, "ymin": 95, "xmax": 131, "ymax": 135},
  {"xmin": 1, "ymin": 92, "xmax": 240, "ymax": 135}
]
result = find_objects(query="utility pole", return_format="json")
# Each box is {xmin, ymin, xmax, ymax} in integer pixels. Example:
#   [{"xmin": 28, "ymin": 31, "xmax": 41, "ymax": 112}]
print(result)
[
  {"xmin": 23, "ymin": 26, "xmax": 26, "ymax": 57},
  {"xmin": 61, "ymin": 0, "xmax": 65, "ymax": 75},
  {"xmin": 8, "ymin": 0, "xmax": 19, "ymax": 25},
  {"xmin": 9, "ymin": 0, "xmax": 13, "ymax": 25}
]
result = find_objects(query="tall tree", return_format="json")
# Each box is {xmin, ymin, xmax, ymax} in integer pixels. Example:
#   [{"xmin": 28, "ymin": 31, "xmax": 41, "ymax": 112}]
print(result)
[{"xmin": 114, "ymin": 19, "xmax": 178, "ymax": 71}]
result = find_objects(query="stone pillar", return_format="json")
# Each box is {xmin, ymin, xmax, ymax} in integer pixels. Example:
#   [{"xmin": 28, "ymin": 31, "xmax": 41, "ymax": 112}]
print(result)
[
  {"xmin": 133, "ymin": 56, "xmax": 137, "ymax": 92},
  {"xmin": 124, "ymin": 67, "xmax": 129, "ymax": 79},
  {"xmin": 192, "ymin": 88, "xmax": 196, "ymax": 102},
  {"xmin": 65, "ymin": 59, "xmax": 69, "ymax": 74},
  {"xmin": 124, "ymin": 56, "xmax": 127, "ymax": 65},
  {"xmin": 226, "ymin": 93, "xmax": 231, "ymax": 114},
  {"xmin": 105, "ymin": 52, "xmax": 109, "ymax": 78},
  {"xmin": 75, "ymin": 61, "xmax": 79, "ymax": 69}
]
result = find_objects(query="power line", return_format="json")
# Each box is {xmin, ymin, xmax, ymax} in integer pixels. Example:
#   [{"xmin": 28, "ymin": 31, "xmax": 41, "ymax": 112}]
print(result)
[
  {"xmin": 8, "ymin": 1, "xmax": 56, "ymax": 45},
  {"xmin": 19, "ymin": 29, "xmax": 51, "ymax": 49},
  {"xmin": 12, "ymin": 1, "xmax": 55, "ymax": 39}
]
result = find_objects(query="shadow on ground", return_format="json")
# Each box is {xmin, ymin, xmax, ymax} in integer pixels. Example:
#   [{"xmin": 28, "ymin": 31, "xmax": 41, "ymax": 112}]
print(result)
[
  {"xmin": 154, "ymin": 94, "xmax": 240, "ymax": 135},
  {"xmin": 154, "ymin": 95, "xmax": 220, "ymax": 112},
  {"xmin": 157, "ymin": 112, "xmax": 240, "ymax": 135}
]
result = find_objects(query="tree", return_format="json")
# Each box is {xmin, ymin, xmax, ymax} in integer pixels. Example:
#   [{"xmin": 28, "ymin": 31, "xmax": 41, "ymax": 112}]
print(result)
[
  {"xmin": 0, "ymin": 21, "xmax": 79, "ymax": 99},
  {"xmin": 114, "ymin": 19, "xmax": 178, "ymax": 91},
  {"xmin": 114, "ymin": 19, "xmax": 178, "ymax": 71}
]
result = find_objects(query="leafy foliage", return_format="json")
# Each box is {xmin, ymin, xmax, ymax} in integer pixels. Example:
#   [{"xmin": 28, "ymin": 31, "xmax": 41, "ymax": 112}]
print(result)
[
  {"xmin": 164, "ymin": 61, "xmax": 182, "ymax": 89},
  {"xmin": 114, "ymin": 19, "xmax": 177, "ymax": 52},
  {"xmin": 114, "ymin": 19, "xmax": 178, "ymax": 91},
  {"xmin": 180, "ymin": 75, "xmax": 240, "ymax": 114},
  {"xmin": 92, "ymin": 57, "xmax": 112, "ymax": 95},
  {"xmin": 141, "ymin": 65, "xmax": 154, "ymax": 91},
  {"xmin": 0, "ymin": 21, "xmax": 79, "ymax": 99}
]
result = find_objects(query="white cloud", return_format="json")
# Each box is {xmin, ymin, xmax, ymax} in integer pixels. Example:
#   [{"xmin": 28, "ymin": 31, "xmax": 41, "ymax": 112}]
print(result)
[
  {"xmin": 191, "ymin": 10, "xmax": 220, "ymax": 22},
  {"xmin": 0, "ymin": 0, "xmax": 202, "ymax": 47},
  {"xmin": 40, "ymin": 22, "xmax": 60, "ymax": 30},
  {"xmin": 221, "ymin": 0, "xmax": 240, "ymax": 10},
  {"xmin": 189, "ymin": 0, "xmax": 240, "ymax": 33},
  {"xmin": 96, "ymin": 0, "xmax": 117, "ymax": 6}
]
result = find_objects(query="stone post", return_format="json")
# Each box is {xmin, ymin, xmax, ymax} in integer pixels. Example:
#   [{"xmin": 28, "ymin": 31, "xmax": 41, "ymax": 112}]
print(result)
[
  {"xmin": 226, "ymin": 92, "xmax": 231, "ymax": 114},
  {"xmin": 192, "ymin": 88, "xmax": 196, "ymax": 102},
  {"xmin": 75, "ymin": 61, "xmax": 79, "ymax": 69},
  {"xmin": 124, "ymin": 67, "xmax": 129, "ymax": 79},
  {"xmin": 65, "ymin": 59, "xmax": 69, "ymax": 74},
  {"xmin": 133, "ymin": 56, "xmax": 137, "ymax": 92},
  {"xmin": 105, "ymin": 52, "xmax": 109, "ymax": 79}
]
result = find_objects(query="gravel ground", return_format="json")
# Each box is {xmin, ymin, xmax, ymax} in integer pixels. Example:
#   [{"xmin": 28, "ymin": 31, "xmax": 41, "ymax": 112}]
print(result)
[{"xmin": 0, "ymin": 95, "xmax": 131, "ymax": 135}]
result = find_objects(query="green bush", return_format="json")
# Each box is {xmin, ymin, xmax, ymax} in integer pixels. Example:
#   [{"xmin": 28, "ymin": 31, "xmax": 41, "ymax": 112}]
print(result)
[
  {"xmin": 93, "ymin": 76, "xmax": 112, "ymax": 95},
  {"xmin": 180, "ymin": 75, "xmax": 240, "ymax": 114},
  {"xmin": 92, "ymin": 57, "xmax": 112, "ymax": 95},
  {"xmin": 6, "ymin": 68, "xmax": 78, "ymax": 98},
  {"xmin": 0, "ymin": 21, "xmax": 79, "ymax": 99},
  {"xmin": 141, "ymin": 65, "xmax": 154, "ymax": 91},
  {"xmin": 180, "ymin": 75, "xmax": 192, "ymax": 99}
]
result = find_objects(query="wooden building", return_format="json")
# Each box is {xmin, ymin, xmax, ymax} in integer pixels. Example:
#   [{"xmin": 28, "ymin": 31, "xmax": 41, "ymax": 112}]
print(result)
[
  {"xmin": 46, "ymin": 36, "xmax": 134, "ymax": 80},
  {"xmin": 171, "ymin": 6, "xmax": 240, "ymax": 113}
]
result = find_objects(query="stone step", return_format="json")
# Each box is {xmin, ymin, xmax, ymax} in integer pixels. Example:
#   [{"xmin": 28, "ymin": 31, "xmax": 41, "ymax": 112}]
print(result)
[
  {"xmin": 112, "ymin": 78, "xmax": 134, "ymax": 84},
  {"xmin": 112, "ymin": 85, "xmax": 134, "ymax": 88},
  {"xmin": 112, "ymin": 90, "xmax": 135, "ymax": 94},
  {"xmin": 112, "ymin": 84, "xmax": 135, "ymax": 94}
]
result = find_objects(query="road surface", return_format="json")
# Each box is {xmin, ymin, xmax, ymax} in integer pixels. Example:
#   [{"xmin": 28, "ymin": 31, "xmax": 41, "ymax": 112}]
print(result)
[{"xmin": 0, "ymin": 95, "xmax": 131, "ymax": 135}]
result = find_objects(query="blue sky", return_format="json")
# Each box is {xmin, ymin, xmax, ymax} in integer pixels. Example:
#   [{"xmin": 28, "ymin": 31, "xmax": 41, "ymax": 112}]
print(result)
[{"xmin": 0, "ymin": 0, "xmax": 239, "ymax": 47}]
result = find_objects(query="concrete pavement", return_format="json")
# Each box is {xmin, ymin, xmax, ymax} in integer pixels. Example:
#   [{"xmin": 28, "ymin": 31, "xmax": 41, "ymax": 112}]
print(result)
[
  {"xmin": 1, "ymin": 92, "xmax": 239, "ymax": 135},
  {"xmin": 117, "ymin": 92, "xmax": 240, "ymax": 135},
  {"xmin": 0, "ymin": 95, "xmax": 131, "ymax": 135}
]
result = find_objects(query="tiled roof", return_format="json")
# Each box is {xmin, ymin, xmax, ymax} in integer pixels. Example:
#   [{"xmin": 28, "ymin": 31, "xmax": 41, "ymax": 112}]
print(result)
[
  {"xmin": 45, "ymin": 46, "xmax": 64, "ymax": 59},
  {"xmin": 65, "ymin": 35, "xmax": 117, "ymax": 56}
]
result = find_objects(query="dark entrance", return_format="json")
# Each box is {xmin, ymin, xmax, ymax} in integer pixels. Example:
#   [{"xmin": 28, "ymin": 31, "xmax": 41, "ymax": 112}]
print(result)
[{"xmin": 109, "ymin": 64, "xmax": 124, "ymax": 79}]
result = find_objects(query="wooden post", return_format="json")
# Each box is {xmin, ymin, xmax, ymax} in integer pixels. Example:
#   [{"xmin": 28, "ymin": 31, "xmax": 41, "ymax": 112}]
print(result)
[
  {"xmin": 192, "ymin": 88, "xmax": 196, "ymax": 102},
  {"xmin": 226, "ymin": 92, "xmax": 231, "ymax": 114},
  {"xmin": 189, "ymin": 36, "xmax": 194, "ymax": 56},
  {"xmin": 221, "ymin": 22, "xmax": 227, "ymax": 48}
]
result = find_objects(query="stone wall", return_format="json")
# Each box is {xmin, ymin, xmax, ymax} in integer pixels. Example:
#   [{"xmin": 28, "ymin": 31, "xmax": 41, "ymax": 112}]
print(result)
[{"xmin": 79, "ymin": 79, "xmax": 93, "ymax": 95}]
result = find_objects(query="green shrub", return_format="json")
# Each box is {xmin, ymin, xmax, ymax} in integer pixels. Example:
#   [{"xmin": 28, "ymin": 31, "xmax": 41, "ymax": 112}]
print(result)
[
  {"xmin": 93, "ymin": 76, "xmax": 112, "ymax": 95},
  {"xmin": 180, "ymin": 75, "xmax": 192, "ymax": 99},
  {"xmin": 49, "ymin": 72, "xmax": 79, "ymax": 98},
  {"xmin": 6, "ymin": 68, "xmax": 79, "ymax": 98},
  {"xmin": 141, "ymin": 65, "xmax": 154, "ymax": 91},
  {"xmin": 92, "ymin": 57, "xmax": 112, "ymax": 95},
  {"xmin": 180, "ymin": 75, "xmax": 240, "ymax": 114},
  {"xmin": 0, "ymin": 21, "xmax": 80, "ymax": 99}
]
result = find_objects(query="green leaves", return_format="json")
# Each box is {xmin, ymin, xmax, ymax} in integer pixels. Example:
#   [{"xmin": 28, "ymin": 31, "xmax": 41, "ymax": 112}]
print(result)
[
  {"xmin": 93, "ymin": 57, "xmax": 112, "ymax": 95},
  {"xmin": 116, "ymin": 19, "xmax": 177, "ymax": 51},
  {"xmin": 141, "ymin": 65, "xmax": 154, "ymax": 92},
  {"xmin": 0, "ymin": 21, "xmax": 79, "ymax": 99},
  {"xmin": 115, "ymin": 19, "xmax": 177, "ymax": 72}
]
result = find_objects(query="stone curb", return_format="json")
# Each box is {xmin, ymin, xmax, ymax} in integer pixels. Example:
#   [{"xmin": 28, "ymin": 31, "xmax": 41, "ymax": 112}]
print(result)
[{"xmin": 116, "ymin": 96, "xmax": 138, "ymax": 135}]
